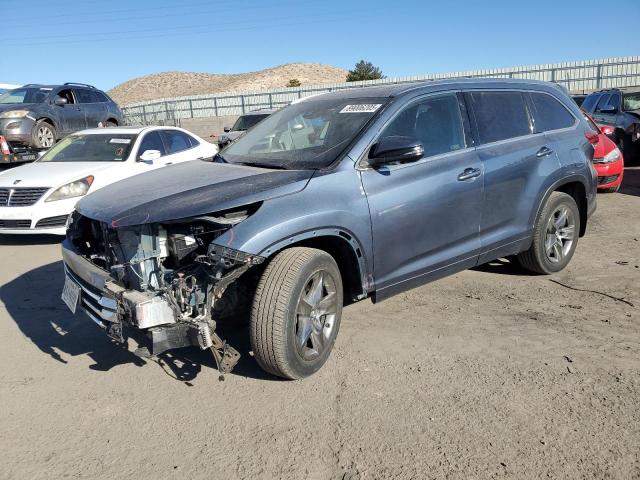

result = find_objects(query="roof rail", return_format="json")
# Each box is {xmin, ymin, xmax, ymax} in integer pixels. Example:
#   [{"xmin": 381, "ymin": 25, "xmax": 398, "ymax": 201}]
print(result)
[{"xmin": 64, "ymin": 82, "xmax": 96, "ymax": 89}]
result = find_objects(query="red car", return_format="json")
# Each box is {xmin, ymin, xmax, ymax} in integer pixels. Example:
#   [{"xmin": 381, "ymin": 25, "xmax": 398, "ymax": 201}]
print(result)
[{"xmin": 583, "ymin": 111, "xmax": 624, "ymax": 192}]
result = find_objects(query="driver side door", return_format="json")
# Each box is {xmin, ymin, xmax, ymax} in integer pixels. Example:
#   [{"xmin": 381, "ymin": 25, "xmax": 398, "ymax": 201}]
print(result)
[{"xmin": 359, "ymin": 93, "xmax": 483, "ymax": 300}]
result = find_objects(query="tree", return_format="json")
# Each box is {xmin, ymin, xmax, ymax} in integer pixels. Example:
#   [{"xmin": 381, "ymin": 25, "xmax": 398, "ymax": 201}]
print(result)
[
  {"xmin": 346, "ymin": 60, "xmax": 384, "ymax": 82},
  {"xmin": 286, "ymin": 78, "xmax": 302, "ymax": 87}
]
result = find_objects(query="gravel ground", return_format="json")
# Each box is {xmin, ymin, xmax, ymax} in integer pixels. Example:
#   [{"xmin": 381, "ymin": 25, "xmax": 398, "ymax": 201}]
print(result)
[{"xmin": 1, "ymin": 168, "xmax": 639, "ymax": 480}]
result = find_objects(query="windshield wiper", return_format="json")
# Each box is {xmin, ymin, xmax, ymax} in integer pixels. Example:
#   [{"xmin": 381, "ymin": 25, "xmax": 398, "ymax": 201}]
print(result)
[{"xmin": 238, "ymin": 161, "xmax": 288, "ymax": 170}]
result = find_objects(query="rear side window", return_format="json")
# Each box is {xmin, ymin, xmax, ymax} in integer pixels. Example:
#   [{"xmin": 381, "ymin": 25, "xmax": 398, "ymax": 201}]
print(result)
[
  {"xmin": 530, "ymin": 93, "xmax": 575, "ymax": 132},
  {"xmin": 162, "ymin": 130, "xmax": 194, "ymax": 154},
  {"xmin": 75, "ymin": 89, "xmax": 98, "ymax": 103},
  {"xmin": 137, "ymin": 131, "xmax": 166, "ymax": 157},
  {"xmin": 96, "ymin": 91, "xmax": 110, "ymax": 103},
  {"xmin": 470, "ymin": 91, "xmax": 531, "ymax": 144},
  {"xmin": 581, "ymin": 94, "xmax": 600, "ymax": 112}
]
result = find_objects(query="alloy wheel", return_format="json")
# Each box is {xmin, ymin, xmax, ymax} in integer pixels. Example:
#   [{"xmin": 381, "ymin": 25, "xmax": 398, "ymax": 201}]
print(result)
[
  {"xmin": 294, "ymin": 270, "xmax": 338, "ymax": 360},
  {"xmin": 38, "ymin": 126, "xmax": 54, "ymax": 148},
  {"xmin": 544, "ymin": 205, "xmax": 576, "ymax": 264}
]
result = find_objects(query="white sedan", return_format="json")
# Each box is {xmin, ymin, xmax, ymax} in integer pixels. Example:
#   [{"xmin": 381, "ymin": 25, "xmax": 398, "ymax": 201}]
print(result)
[{"xmin": 0, "ymin": 126, "xmax": 218, "ymax": 235}]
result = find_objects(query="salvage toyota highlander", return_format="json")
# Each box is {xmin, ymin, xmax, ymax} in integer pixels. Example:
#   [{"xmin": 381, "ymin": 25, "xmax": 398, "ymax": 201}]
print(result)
[{"xmin": 62, "ymin": 79, "xmax": 597, "ymax": 379}]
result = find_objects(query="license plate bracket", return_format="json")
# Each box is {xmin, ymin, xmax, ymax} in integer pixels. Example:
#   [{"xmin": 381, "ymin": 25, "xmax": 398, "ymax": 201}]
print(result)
[{"xmin": 61, "ymin": 275, "xmax": 81, "ymax": 314}]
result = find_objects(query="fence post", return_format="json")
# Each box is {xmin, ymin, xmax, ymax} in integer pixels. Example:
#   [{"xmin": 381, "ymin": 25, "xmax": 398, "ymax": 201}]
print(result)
[
  {"xmin": 596, "ymin": 64, "xmax": 602, "ymax": 89},
  {"xmin": 268, "ymin": 93, "xmax": 273, "ymax": 109},
  {"xmin": 189, "ymin": 100, "xmax": 193, "ymax": 118},
  {"xmin": 550, "ymin": 68, "xmax": 556, "ymax": 83},
  {"xmin": 240, "ymin": 95, "xmax": 245, "ymax": 114},
  {"xmin": 142, "ymin": 105, "xmax": 148, "ymax": 125},
  {"xmin": 213, "ymin": 97, "xmax": 218, "ymax": 117}
]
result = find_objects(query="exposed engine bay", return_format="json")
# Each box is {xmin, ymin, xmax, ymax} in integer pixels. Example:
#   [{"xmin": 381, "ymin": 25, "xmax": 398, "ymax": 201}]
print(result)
[{"xmin": 65, "ymin": 206, "xmax": 264, "ymax": 375}]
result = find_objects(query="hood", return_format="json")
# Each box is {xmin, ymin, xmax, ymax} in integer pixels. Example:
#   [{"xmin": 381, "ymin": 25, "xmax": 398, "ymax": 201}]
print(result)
[
  {"xmin": 0, "ymin": 103, "xmax": 40, "ymax": 113},
  {"xmin": 0, "ymin": 161, "xmax": 118, "ymax": 189},
  {"xmin": 76, "ymin": 160, "xmax": 315, "ymax": 227}
]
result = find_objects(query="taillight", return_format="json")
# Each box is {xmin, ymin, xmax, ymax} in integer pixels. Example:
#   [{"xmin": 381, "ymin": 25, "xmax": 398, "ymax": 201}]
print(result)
[
  {"xmin": 585, "ymin": 131, "xmax": 599, "ymax": 145},
  {"xmin": 600, "ymin": 125, "xmax": 615, "ymax": 136},
  {"xmin": 0, "ymin": 136, "xmax": 10, "ymax": 155}
]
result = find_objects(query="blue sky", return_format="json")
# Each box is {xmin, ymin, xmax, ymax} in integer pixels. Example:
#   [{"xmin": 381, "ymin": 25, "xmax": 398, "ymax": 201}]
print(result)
[{"xmin": 2, "ymin": 0, "xmax": 639, "ymax": 90}]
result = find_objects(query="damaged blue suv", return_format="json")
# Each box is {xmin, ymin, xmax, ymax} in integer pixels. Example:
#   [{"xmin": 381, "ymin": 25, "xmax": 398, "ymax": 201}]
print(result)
[{"xmin": 61, "ymin": 79, "xmax": 597, "ymax": 379}]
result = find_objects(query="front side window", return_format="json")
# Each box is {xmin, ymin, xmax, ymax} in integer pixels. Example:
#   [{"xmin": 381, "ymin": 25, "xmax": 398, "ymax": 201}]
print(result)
[
  {"xmin": 224, "ymin": 97, "xmax": 387, "ymax": 169},
  {"xmin": 530, "ymin": 93, "xmax": 575, "ymax": 132},
  {"xmin": 0, "ymin": 87, "xmax": 50, "ymax": 104},
  {"xmin": 623, "ymin": 92, "xmax": 640, "ymax": 111},
  {"xmin": 56, "ymin": 89, "xmax": 76, "ymax": 105},
  {"xmin": 606, "ymin": 93, "xmax": 621, "ymax": 110},
  {"xmin": 594, "ymin": 94, "xmax": 612, "ymax": 112},
  {"xmin": 162, "ymin": 130, "xmax": 194, "ymax": 154},
  {"xmin": 379, "ymin": 94, "xmax": 465, "ymax": 158},
  {"xmin": 39, "ymin": 134, "xmax": 136, "ymax": 162},
  {"xmin": 137, "ymin": 131, "xmax": 166, "ymax": 157},
  {"xmin": 232, "ymin": 114, "xmax": 271, "ymax": 131},
  {"xmin": 581, "ymin": 94, "xmax": 600, "ymax": 113},
  {"xmin": 470, "ymin": 91, "xmax": 532, "ymax": 144}
]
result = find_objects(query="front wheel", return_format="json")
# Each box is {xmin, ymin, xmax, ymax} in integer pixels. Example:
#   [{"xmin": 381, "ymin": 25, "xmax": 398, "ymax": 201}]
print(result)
[
  {"xmin": 517, "ymin": 192, "xmax": 580, "ymax": 274},
  {"xmin": 250, "ymin": 247, "xmax": 343, "ymax": 379},
  {"xmin": 31, "ymin": 120, "xmax": 56, "ymax": 148}
]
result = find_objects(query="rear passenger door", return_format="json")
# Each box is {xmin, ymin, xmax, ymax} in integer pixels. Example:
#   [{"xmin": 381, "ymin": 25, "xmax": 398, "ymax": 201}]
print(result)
[
  {"xmin": 360, "ymin": 93, "xmax": 483, "ymax": 297},
  {"xmin": 160, "ymin": 129, "xmax": 199, "ymax": 164},
  {"xmin": 75, "ymin": 88, "xmax": 105, "ymax": 128},
  {"xmin": 466, "ymin": 90, "xmax": 556, "ymax": 261}
]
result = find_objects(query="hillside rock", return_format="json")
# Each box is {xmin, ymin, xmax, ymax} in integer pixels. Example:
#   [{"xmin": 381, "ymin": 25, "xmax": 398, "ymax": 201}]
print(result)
[{"xmin": 108, "ymin": 63, "xmax": 348, "ymax": 105}]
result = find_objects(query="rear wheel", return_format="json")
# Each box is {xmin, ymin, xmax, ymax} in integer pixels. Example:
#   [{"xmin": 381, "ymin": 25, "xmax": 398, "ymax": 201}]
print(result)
[
  {"xmin": 517, "ymin": 192, "xmax": 580, "ymax": 274},
  {"xmin": 250, "ymin": 247, "xmax": 343, "ymax": 379},
  {"xmin": 31, "ymin": 120, "xmax": 56, "ymax": 148}
]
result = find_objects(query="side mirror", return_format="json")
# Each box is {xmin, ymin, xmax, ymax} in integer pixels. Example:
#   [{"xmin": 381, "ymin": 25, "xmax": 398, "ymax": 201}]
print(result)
[
  {"xmin": 138, "ymin": 149, "xmax": 162, "ymax": 163},
  {"xmin": 366, "ymin": 136, "xmax": 424, "ymax": 168},
  {"xmin": 223, "ymin": 127, "xmax": 231, "ymax": 133},
  {"xmin": 599, "ymin": 106, "xmax": 617, "ymax": 114},
  {"xmin": 54, "ymin": 97, "xmax": 68, "ymax": 106}
]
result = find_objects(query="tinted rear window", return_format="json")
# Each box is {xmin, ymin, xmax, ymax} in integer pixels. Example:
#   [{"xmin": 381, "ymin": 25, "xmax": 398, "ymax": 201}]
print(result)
[
  {"xmin": 470, "ymin": 91, "xmax": 531, "ymax": 144},
  {"xmin": 530, "ymin": 93, "xmax": 575, "ymax": 132},
  {"xmin": 581, "ymin": 94, "xmax": 600, "ymax": 112}
]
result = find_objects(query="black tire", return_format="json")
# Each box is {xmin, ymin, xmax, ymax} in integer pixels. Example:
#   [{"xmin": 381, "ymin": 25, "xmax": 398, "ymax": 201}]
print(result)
[
  {"xmin": 31, "ymin": 120, "xmax": 56, "ymax": 149},
  {"xmin": 517, "ymin": 192, "xmax": 581, "ymax": 274},
  {"xmin": 250, "ymin": 247, "xmax": 343, "ymax": 379}
]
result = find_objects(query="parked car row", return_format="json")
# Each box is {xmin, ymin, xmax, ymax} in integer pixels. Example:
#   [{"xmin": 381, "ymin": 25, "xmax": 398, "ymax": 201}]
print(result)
[{"xmin": 56, "ymin": 78, "xmax": 598, "ymax": 379}]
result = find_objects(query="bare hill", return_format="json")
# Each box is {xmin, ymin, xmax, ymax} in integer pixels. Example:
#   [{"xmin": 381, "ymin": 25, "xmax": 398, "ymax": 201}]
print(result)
[{"xmin": 108, "ymin": 63, "xmax": 348, "ymax": 105}]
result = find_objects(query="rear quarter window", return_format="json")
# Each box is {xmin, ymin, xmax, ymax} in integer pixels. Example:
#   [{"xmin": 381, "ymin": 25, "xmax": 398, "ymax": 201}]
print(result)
[
  {"xmin": 469, "ymin": 91, "xmax": 532, "ymax": 144},
  {"xmin": 530, "ymin": 93, "xmax": 575, "ymax": 132}
]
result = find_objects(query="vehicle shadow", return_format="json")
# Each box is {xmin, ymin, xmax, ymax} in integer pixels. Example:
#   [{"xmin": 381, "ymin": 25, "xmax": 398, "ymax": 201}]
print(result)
[
  {"xmin": 0, "ymin": 260, "xmax": 278, "ymax": 383},
  {"xmin": 0, "ymin": 234, "xmax": 62, "ymax": 246},
  {"xmin": 472, "ymin": 257, "xmax": 527, "ymax": 276},
  {"xmin": 619, "ymin": 166, "xmax": 640, "ymax": 198}
]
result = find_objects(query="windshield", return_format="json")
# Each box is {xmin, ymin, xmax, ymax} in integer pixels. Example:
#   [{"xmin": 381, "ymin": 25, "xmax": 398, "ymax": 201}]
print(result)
[
  {"xmin": 232, "ymin": 113, "xmax": 271, "ymax": 131},
  {"xmin": 39, "ymin": 134, "xmax": 137, "ymax": 162},
  {"xmin": 623, "ymin": 93, "xmax": 640, "ymax": 111},
  {"xmin": 0, "ymin": 87, "xmax": 50, "ymax": 104},
  {"xmin": 223, "ymin": 97, "xmax": 387, "ymax": 169}
]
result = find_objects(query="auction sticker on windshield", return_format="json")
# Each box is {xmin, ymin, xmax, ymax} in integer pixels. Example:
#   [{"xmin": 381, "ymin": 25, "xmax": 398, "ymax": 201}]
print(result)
[
  {"xmin": 61, "ymin": 275, "xmax": 81, "ymax": 314},
  {"xmin": 109, "ymin": 138, "xmax": 132, "ymax": 144},
  {"xmin": 340, "ymin": 104, "xmax": 382, "ymax": 113}
]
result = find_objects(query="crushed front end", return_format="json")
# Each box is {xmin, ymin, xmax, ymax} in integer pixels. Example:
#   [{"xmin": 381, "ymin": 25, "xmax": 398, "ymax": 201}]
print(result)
[{"xmin": 61, "ymin": 209, "xmax": 263, "ymax": 374}]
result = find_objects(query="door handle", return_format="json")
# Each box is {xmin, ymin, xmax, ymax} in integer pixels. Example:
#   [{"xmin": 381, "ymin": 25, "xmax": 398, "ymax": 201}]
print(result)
[
  {"xmin": 536, "ymin": 146, "xmax": 554, "ymax": 158},
  {"xmin": 457, "ymin": 167, "xmax": 481, "ymax": 181}
]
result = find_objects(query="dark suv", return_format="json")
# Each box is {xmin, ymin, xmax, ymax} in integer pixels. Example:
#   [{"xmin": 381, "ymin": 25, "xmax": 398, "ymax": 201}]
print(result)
[
  {"xmin": 0, "ymin": 83, "xmax": 123, "ymax": 151},
  {"xmin": 581, "ymin": 87, "xmax": 640, "ymax": 160},
  {"xmin": 61, "ymin": 79, "xmax": 597, "ymax": 379}
]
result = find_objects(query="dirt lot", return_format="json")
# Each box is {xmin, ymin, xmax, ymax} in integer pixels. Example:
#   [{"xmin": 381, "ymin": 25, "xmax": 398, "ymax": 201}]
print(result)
[{"xmin": 1, "ymin": 168, "xmax": 639, "ymax": 480}]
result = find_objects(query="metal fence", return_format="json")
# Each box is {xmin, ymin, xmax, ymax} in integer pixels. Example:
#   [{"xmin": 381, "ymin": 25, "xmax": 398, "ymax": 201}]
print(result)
[{"xmin": 122, "ymin": 56, "xmax": 640, "ymax": 125}]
